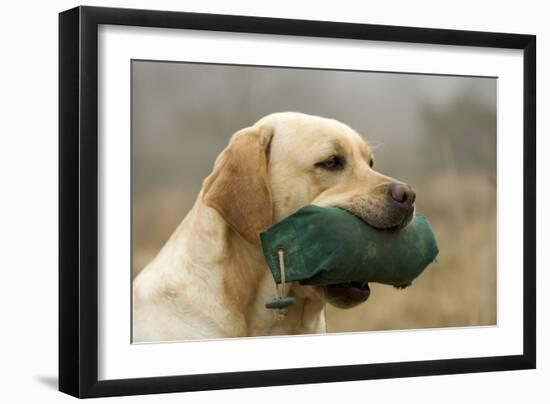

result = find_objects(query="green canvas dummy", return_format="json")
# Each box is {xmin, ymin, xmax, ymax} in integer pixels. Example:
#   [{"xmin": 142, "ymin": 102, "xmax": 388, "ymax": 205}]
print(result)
[{"xmin": 260, "ymin": 205, "xmax": 438, "ymax": 290}]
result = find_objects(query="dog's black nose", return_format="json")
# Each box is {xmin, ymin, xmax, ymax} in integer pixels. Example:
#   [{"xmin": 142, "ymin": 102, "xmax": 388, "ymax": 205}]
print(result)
[{"xmin": 388, "ymin": 183, "xmax": 416, "ymax": 207}]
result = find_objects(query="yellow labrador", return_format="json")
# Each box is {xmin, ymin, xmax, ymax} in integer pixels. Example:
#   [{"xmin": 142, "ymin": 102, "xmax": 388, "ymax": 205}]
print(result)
[{"xmin": 132, "ymin": 112, "xmax": 415, "ymax": 342}]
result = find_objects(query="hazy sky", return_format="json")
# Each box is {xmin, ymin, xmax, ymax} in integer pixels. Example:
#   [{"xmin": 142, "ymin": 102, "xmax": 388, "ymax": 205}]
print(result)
[{"xmin": 132, "ymin": 60, "xmax": 496, "ymax": 198}]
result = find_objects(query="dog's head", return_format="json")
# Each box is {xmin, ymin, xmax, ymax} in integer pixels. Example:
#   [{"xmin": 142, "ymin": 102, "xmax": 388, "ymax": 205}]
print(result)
[{"xmin": 203, "ymin": 112, "xmax": 416, "ymax": 309}]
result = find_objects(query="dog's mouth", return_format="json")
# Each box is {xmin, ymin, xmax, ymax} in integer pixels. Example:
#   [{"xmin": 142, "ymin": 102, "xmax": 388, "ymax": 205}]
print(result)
[
  {"xmin": 324, "ymin": 281, "xmax": 371, "ymax": 309},
  {"xmin": 301, "ymin": 204, "xmax": 414, "ymax": 309},
  {"xmin": 338, "ymin": 205, "xmax": 415, "ymax": 231},
  {"xmin": 388, "ymin": 206, "xmax": 415, "ymax": 230},
  {"xmin": 320, "ymin": 205, "xmax": 414, "ymax": 309}
]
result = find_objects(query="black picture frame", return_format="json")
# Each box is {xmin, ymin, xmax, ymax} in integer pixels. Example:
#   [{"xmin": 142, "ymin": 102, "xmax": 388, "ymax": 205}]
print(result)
[{"xmin": 59, "ymin": 5, "xmax": 536, "ymax": 398}]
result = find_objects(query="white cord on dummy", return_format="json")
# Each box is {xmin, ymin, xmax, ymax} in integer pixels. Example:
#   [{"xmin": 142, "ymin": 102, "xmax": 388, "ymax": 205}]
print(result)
[
  {"xmin": 276, "ymin": 248, "xmax": 288, "ymax": 321},
  {"xmin": 277, "ymin": 248, "xmax": 286, "ymax": 298}
]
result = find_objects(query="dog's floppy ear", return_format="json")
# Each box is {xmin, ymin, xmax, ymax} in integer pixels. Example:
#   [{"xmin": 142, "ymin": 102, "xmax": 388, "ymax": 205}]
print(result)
[{"xmin": 202, "ymin": 125, "xmax": 274, "ymax": 244}]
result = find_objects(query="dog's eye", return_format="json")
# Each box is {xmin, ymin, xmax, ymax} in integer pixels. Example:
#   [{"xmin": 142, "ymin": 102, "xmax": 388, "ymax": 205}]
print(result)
[
  {"xmin": 369, "ymin": 157, "xmax": 375, "ymax": 168},
  {"xmin": 316, "ymin": 155, "xmax": 346, "ymax": 171}
]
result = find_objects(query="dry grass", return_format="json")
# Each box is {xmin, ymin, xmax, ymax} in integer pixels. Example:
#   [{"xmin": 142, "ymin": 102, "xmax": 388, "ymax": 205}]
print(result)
[
  {"xmin": 132, "ymin": 173, "xmax": 496, "ymax": 332},
  {"xmin": 326, "ymin": 174, "xmax": 496, "ymax": 332}
]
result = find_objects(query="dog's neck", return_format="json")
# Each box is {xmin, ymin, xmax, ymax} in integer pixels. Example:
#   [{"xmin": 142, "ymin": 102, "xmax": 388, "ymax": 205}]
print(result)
[{"xmin": 163, "ymin": 198, "xmax": 326, "ymax": 337}]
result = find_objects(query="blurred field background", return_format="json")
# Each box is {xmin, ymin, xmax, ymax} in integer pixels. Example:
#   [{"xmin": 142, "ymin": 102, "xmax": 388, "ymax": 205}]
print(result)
[{"xmin": 132, "ymin": 60, "xmax": 496, "ymax": 332}]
